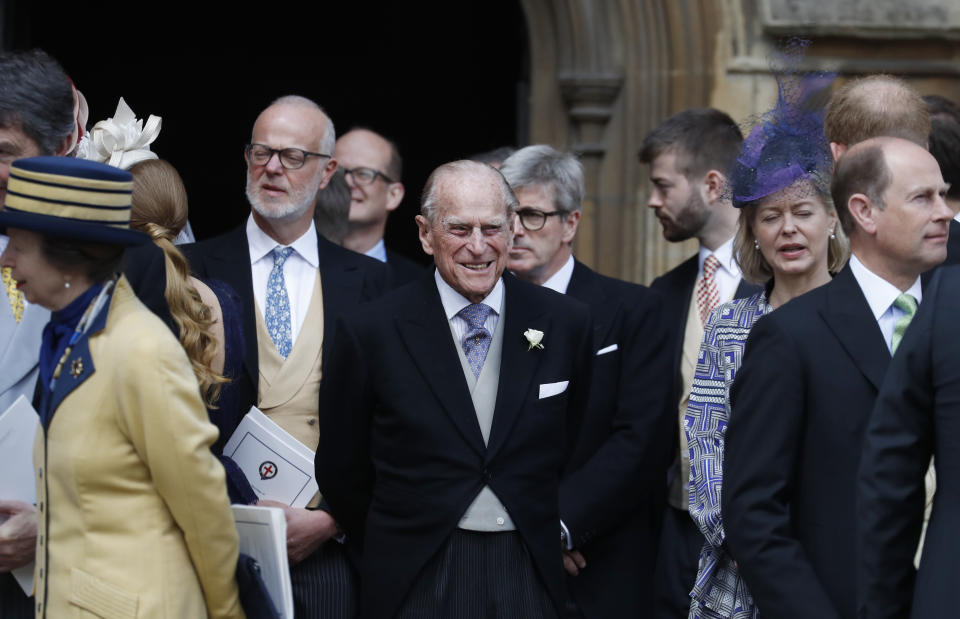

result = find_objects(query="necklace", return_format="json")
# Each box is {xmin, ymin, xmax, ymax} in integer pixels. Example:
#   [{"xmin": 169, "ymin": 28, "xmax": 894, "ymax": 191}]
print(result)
[{"xmin": 48, "ymin": 274, "xmax": 118, "ymax": 391}]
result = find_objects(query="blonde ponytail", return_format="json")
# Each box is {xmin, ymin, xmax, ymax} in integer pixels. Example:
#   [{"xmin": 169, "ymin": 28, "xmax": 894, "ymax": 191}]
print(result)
[{"xmin": 129, "ymin": 160, "xmax": 228, "ymax": 407}]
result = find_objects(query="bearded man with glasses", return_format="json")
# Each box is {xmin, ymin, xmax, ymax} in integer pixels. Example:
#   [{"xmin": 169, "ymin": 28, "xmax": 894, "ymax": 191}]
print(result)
[
  {"xmin": 500, "ymin": 144, "xmax": 673, "ymax": 619},
  {"xmin": 183, "ymin": 95, "xmax": 389, "ymax": 619},
  {"xmin": 334, "ymin": 128, "xmax": 424, "ymax": 285}
]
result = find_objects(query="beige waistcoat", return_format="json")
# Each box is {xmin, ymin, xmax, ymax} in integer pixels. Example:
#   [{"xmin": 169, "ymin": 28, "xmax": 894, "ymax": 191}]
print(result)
[
  {"xmin": 668, "ymin": 285, "xmax": 735, "ymax": 511},
  {"xmin": 256, "ymin": 271, "xmax": 324, "ymax": 453}
]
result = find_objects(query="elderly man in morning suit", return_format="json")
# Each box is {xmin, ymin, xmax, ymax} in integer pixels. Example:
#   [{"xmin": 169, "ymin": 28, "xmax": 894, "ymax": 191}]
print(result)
[
  {"xmin": 723, "ymin": 137, "xmax": 952, "ymax": 618},
  {"xmin": 499, "ymin": 145, "xmax": 672, "ymax": 618},
  {"xmin": 317, "ymin": 160, "xmax": 594, "ymax": 619},
  {"xmin": 183, "ymin": 95, "xmax": 389, "ymax": 618}
]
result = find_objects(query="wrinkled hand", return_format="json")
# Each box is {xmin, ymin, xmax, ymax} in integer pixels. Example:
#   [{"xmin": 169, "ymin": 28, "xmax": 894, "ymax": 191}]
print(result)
[
  {"xmin": 0, "ymin": 500, "xmax": 37, "ymax": 572},
  {"xmin": 562, "ymin": 549, "xmax": 586, "ymax": 576},
  {"xmin": 257, "ymin": 500, "xmax": 338, "ymax": 565}
]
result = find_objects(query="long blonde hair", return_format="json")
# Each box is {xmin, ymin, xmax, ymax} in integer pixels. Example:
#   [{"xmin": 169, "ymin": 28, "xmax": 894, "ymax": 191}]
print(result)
[{"xmin": 128, "ymin": 159, "xmax": 227, "ymax": 406}]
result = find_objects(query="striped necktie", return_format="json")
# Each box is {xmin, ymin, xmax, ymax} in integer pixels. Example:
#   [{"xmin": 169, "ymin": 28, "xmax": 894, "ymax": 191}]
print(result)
[
  {"xmin": 696, "ymin": 254, "xmax": 722, "ymax": 324},
  {"xmin": 891, "ymin": 293, "xmax": 919, "ymax": 353}
]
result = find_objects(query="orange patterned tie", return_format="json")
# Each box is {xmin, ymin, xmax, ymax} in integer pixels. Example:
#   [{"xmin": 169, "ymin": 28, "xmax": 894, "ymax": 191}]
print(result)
[
  {"xmin": 2, "ymin": 266, "xmax": 23, "ymax": 323},
  {"xmin": 696, "ymin": 254, "xmax": 721, "ymax": 324}
]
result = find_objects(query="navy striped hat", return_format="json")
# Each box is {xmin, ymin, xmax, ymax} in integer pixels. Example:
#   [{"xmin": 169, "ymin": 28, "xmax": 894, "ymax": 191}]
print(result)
[{"xmin": 0, "ymin": 156, "xmax": 148, "ymax": 245}]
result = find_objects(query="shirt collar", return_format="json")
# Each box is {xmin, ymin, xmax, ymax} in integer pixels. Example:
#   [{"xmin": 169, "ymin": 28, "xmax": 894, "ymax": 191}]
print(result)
[
  {"xmin": 698, "ymin": 236, "xmax": 740, "ymax": 277},
  {"xmin": 364, "ymin": 238, "xmax": 388, "ymax": 263},
  {"xmin": 435, "ymin": 269, "xmax": 504, "ymax": 320},
  {"xmin": 246, "ymin": 213, "xmax": 319, "ymax": 268},
  {"xmin": 541, "ymin": 254, "xmax": 576, "ymax": 294},
  {"xmin": 848, "ymin": 253, "xmax": 923, "ymax": 321}
]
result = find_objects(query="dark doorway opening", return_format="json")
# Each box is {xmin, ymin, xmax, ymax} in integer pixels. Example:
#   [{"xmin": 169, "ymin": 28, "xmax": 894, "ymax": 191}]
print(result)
[{"xmin": 5, "ymin": 2, "xmax": 529, "ymax": 262}]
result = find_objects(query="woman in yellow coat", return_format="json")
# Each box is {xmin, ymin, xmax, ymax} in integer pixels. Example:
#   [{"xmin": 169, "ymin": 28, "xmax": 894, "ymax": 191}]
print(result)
[{"xmin": 0, "ymin": 156, "xmax": 244, "ymax": 618}]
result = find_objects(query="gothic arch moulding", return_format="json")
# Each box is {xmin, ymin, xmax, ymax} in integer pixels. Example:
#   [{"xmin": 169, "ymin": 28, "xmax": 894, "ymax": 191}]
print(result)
[{"xmin": 519, "ymin": 0, "xmax": 722, "ymax": 282}]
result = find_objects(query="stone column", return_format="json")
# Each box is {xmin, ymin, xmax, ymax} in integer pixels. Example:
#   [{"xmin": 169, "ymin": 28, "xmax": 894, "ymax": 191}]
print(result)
[{"xmin": 559, "ymin": 73, "xmax": 622, "ymax": 271}]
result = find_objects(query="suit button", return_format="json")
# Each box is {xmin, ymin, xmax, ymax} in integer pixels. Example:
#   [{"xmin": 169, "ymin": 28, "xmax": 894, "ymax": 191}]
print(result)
[
  {"xmin": 307, "ymin": 418, "xmax": 316, "ymax": 426},
  {"xmin": 37, "ymin": 467, "xmax": 42, "ymax": 479},
  {"xmin": 481, "ymin": 469, "xmax": 491, "ymax": 483},
  {"xmin": 38, "ymin": 502, "xmax": 43, "ymax": 513}
]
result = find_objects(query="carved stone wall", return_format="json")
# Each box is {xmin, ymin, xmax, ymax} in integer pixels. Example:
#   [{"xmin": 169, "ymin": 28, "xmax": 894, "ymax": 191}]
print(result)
[{"xmin": 519, "ymin": 0, "xmax": 960, "ymax": 284}]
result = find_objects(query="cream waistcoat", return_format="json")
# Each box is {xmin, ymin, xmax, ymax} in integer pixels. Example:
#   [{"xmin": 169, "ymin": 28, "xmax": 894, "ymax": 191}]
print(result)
[{"xmin": 256, "ymin": 270, "xmax": 324, "ymax": 452}]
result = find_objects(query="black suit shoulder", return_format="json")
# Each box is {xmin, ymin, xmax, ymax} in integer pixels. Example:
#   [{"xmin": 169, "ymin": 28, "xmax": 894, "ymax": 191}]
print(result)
[
  {"xmin": 386, "ymin": 248, "xmax": 427, "ymax": 287},
  {"xmin": 182, "ymin": 225, "xmax": 246, "ymax": 257},
  {"xmin": 944, "ymin": 219, "xmax": 960, "ymax": 266},
  {"xmin": 650, "ymin": 254, "xmax": 698, "ymax": 295},
  {"xmin": 857, "ymin": 266, "xmax": 960, "ymax": 619}
]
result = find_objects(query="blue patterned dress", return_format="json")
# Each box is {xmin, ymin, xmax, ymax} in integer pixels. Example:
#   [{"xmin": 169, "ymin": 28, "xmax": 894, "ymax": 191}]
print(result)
[{"xmin": 685, "ymin": 290, "xmax": 770, "ymax": 619}]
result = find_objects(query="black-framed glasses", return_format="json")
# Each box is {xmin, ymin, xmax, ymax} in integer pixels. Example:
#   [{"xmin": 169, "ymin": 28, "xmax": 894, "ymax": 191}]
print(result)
[
  {"xmin": 342, "ymin": 166, "xmax": 395, "ymax": 186},
  {"xmin": 245, "ymin": 143, "xmax": 331, "ymax": 170},
  {"xmin": 517, "ymin": 207, "xmax": 566, "ymax": 231}
]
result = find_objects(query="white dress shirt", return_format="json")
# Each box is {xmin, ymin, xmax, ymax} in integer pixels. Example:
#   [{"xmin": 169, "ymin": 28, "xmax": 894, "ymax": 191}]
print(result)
[
  {"xmin": 364, "ymin": 238, "xmax": 388, "ymax": 263},
  {"xmin": 246, "ymin": 214, "xmax": 320, "ymax": 344},
  {"xmin": 849, "ymin": 253, "xmax": 923, "ymax": 354},
  {"xmin": 435, "ymin": 270, "xmax": 503, "ymax": 339},
  {"xmin": 541, "ymin": 255, "xmax": 576, "ymax": 295},
  {"xmin": 698, "ymin": 237, "xmax": 742, "ymax": 302}
]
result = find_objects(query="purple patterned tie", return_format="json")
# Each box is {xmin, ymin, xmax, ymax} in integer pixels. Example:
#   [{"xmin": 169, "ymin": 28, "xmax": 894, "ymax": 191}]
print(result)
[{"xmin": 459, "ymin": 303, "xmax": 493, "ymax": 378}]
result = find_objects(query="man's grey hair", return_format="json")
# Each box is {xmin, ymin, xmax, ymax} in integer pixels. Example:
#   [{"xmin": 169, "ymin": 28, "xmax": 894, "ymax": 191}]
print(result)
[
  {"xmin": 420, "ymin": 160, "xmax": 518, "ymax": 224},
  {"xmin": 0, "ymin": 49, "xmax": 75, "ymax": 155},
  {"xmin": 268, "ymin": 94, "xmax": 336, "ymax": 156},
  {"xmin": 499, "ymin": 145, "xmax": 584, "ymax": 214}
]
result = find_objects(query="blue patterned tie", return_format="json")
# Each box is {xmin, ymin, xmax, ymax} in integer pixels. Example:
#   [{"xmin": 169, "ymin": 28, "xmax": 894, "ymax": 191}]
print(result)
[
  {"xmin": 459, "ymin": 303, "xmax": 493, "ymax": 378},
  {"xmin": 265, "ymin": 246, "xmax": 294, "ymax": 358},
  {"xmin": 891, "ymin": 293, "xmax": 919, "ymax": 353}
]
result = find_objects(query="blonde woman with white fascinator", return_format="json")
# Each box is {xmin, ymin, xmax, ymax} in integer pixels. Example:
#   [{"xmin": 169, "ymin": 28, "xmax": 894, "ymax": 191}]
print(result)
[{"xmin": 82, "ymin": 99, "xmax": 257, "ymax": 504}]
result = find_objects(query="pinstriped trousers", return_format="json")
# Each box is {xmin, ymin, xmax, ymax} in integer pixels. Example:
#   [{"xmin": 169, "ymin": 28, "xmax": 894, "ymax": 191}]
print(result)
[
  {"xmin": 394, "ymin": 530, "xmax": 558, "ymax": 619},
  {"xmin": 0, "ymin": 572, "xmax": 32, "ymax": 618},
  {"xmin": 291, "ymin": 539, "xmax": 359, "ymax": 619}
]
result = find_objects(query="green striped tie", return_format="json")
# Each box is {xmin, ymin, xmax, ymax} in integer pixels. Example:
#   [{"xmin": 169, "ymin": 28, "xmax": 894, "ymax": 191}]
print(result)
[{"xmin": 891, "ymin": 293, "xmax": 919, "ymax": 353}]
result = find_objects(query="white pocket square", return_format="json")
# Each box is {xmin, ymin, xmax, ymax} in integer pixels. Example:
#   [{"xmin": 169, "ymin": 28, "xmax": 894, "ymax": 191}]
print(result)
[
  {"xmin": 596, "ymin": 343, "xmax": 618, "ymax": 356},
  {"xmin": 539, "ymin": 381, "xmax": 569, "ymax": 399}
]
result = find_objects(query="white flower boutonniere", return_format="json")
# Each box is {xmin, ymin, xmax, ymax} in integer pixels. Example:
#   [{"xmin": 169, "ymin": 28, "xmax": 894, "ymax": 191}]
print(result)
[{"xmin": 524, "ymin": 328, "xmax": 545, "ymax": 351}]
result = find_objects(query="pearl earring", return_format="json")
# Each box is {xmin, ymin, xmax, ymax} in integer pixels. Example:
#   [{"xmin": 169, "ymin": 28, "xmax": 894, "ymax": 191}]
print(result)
[
  {"xmin": 829, "ymin": 229, "xmax": 836, "ymax": 240},
  {"xmin": 754, "ymin": 239, "xmax": 760, "ymax": 250},
  {"xmin": 64, "ymin": 280, "xmax": 71, "ymax": 289}
]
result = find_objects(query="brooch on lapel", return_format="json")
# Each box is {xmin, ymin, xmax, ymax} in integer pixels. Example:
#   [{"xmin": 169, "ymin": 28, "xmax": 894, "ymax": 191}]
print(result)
[
  {"xmin": 524, "ymin": 328, "xmax": 545, "ymax": 351},
  {"xmin": 70, "ymin": 358, "xmax": 84, "ymax": 379}
]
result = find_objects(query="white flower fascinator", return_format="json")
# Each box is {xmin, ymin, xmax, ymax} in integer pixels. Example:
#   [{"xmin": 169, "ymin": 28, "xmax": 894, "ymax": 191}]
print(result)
[{"xmin": 77, "ymin": 97, "xmax": 161, "ymax": 170}]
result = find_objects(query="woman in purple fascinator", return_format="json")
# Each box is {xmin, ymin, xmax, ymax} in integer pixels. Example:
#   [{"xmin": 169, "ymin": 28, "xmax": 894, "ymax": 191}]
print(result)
[{"xmin": 684, "ymin": 39, "xmax": 850, "ymax": 619}]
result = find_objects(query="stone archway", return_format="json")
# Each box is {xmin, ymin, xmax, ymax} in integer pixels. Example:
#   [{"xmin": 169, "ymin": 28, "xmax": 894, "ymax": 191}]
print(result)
[{"xmin": 519, "ymin": 0, "xmax": 724, "ymax": 283}]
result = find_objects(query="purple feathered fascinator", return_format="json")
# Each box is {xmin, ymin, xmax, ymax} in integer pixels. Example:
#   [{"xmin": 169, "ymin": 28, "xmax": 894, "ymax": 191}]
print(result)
[{"xmin": 731, "ymin": 39, "xmax": 836, "ymax": 208}]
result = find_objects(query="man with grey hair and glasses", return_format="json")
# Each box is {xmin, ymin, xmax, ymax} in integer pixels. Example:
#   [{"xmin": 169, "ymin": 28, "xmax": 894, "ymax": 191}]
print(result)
[
  {"xmin": 500, "ymin": 145, "xmax": 673, "ymax": 618},
  {"xmin": 184, "ymin": 95, "xmax": 388, "ymax": 618}
]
